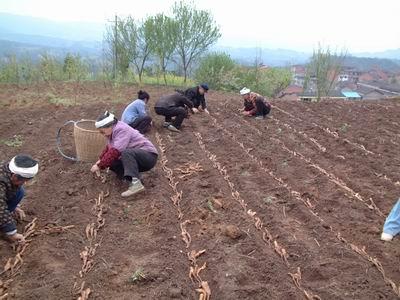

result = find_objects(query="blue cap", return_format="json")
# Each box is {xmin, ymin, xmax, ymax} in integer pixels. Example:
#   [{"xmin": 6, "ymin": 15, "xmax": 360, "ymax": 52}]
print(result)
[{"xmin": 200, "ymin": 83, "xmax": 209, "ymax": 91}]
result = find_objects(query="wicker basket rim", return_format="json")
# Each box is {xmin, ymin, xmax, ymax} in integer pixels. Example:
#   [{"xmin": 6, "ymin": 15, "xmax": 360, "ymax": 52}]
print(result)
[{"xmin": 74, "ymin": 119, "xmax": 99, "ymax": 133}]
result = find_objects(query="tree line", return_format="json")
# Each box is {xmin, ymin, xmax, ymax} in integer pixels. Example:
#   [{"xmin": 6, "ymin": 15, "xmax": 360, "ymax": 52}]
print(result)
[
  {"xmin": 104, "ymin": 1, "xmax": 221, "ymax": 84},
  {"xmin": 0, "ymin": 1, "xmax": 294, "ymax": 97}
]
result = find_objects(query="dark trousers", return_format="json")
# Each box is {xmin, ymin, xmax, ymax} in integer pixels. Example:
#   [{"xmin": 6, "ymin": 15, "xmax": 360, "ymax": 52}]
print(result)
[
  {"xmin": 154, "ymin": 107, "xmax": 188, "ymax": 129},
  {"xmin": 129, "ymin": 115, "xmax": 152, "ymax": 134},
  {"xmin": 255, "ymin": 100, "xmax": 271, "ymax": 117},
  {"xmin": 8, "ymin": 187, "xmax": 25, "ymax": 212},
  {"xmin": 110, "ymin": 149, "xmax": 158, "ymax": 180}
]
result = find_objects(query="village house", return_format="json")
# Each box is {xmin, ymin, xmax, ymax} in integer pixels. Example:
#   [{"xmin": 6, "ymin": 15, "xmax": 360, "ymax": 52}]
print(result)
[
  {"xmin": 338, "ymin": 67, "xmax": 361, "ymax": 83},
  {"xmin": 277, "ymin": 85, "xmax": 303, "ymax": 100}
]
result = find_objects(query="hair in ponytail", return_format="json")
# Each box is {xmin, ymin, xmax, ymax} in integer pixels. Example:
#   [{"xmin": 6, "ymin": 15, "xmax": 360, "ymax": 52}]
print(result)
[{"xmin": 138, "ymin": 90, "xmax": 150, "ymax": 100}]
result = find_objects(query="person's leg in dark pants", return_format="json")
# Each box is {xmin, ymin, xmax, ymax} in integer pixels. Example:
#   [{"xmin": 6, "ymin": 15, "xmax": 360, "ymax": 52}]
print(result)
[
  {"xmin": 154, "ymin": 107, "xmax": 187, "ymax": 130},
  {"xmin": 255, "ymin": 100, "xmax": 270, "ymax": 118},
  {"xmin": 7, "ymin": 187, "xmax": 25, "ymax": 212},
  {"xmin": 155, "ymin": 107, "xmax": 172, "ymax": 124},
  {"xmin": 120, "ymin": 149, "xmax": 158, "ymax": 197},
  {"xmin": 109, "ymin": 159, "xmax": 125, "ymax": 179},
  {"xmin": 262, "ymin": 105, "xmax": 271, "ymax": 116},
  {"xmin": 168, "ymin": 107, "xmax": 187, "ymax": 129},
  {"xmin": 130, "ymin": 115, "xmax": 152, "ymax": 134}
]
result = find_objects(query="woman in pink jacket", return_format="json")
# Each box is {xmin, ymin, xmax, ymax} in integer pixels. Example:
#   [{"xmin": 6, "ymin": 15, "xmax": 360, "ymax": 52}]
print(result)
[{"xmin": 90, "ymin": 111, "xmax": 158, "ymax": 197}]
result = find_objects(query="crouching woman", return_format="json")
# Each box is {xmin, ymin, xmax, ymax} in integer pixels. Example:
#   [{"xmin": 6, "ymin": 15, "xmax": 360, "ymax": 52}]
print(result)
[{"xmin": 90, "ymin": 111, "xmax": 158, "ymax": 197}]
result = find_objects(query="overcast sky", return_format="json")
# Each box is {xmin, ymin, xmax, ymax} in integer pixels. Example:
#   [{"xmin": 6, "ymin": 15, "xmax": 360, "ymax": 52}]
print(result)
[{"xmin": 1, "ymin": 0, "xmax": 399, "ymax": 52}]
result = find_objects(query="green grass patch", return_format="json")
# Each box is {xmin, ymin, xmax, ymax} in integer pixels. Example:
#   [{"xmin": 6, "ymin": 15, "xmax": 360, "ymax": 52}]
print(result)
[
  {"xmin": 46, "ymin": 92, "xmax": 75, "ymax": 106},
  {"xmin": 129, "ymin": 268, "xmax": 147, "ymax": 284},
  {"xmin": 1, "ymin": 135, "xmax": 23, "ymax": 147}
]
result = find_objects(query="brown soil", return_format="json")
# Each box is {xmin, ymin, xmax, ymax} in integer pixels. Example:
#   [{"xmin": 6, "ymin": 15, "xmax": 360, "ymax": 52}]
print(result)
[{"xmin": 0, "ymin": 82, "xmax": 399, "ymax": 299}]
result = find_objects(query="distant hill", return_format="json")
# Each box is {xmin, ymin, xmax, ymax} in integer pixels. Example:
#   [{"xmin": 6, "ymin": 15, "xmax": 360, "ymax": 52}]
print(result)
[
  {"xmin": 343, "ymin": 56, "xmax": 400, "ymax": 73},
  {"xmin": 0, "ymin": 39, "xmax": 101, "ymax": 61},
  {"xmin": 213, "ymin": 47, "xmax": 400, "ymax": 72},
  {"xmin": 0, "ymin": 12, "xmax": 400, "ymax": 72},
  {"xmin": 0, "ymin": 13, "xmax": 104, "ymax": 41},
  {"xmin": 355, "ymin": 49, "xmax": 400, "ymax": 60},
  {"xmin": 214, "ymin": 46, "xmax": 310, "ymax": 66},
  {"xmin": 0, "ymin": 13, "xmax": 103, "ymax": 59}
]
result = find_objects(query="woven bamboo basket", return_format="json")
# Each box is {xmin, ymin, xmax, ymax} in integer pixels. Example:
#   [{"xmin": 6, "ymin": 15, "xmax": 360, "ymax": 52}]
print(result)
[
  {"xmin": 74, "ymin": 120, "xmax": 107, "ymax": 162},
  {"xmin": 57, "ymin": 119, "xmax": 107, "ymax": 162}
]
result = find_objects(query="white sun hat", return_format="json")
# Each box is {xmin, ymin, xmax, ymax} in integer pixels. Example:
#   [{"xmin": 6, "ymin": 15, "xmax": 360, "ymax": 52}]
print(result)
[{"xmin": 240, "ymin": 87, "xmax": 251, "ymax": 95}]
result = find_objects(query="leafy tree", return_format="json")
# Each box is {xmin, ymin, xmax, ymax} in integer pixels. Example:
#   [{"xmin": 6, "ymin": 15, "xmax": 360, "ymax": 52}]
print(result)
[
  {"xmin": 233, "ymin": 64, "xmax": 291, "ymax": 97},
  {"xmin": 63, "ymin": 53, "xmax": 75, "ymax": 80},
  {"xmin": 0, "ymin": 54, "xmax": 19, "ymax": 84},
  {"xmin": 105, "ymin": 16, "xmax": 153, "ymax": 83},
  {"xmin": 173, "ymin": 1, "xmax": 221, "ymax": 82},
  {"xmin": 195, "ymin": 52, "xmax": 237, "ymax": 90},
  {"xmin": 19, "ymin": 55, "xmax": 37, "ymax": 85},
  {"xmin": 38, "ymin": 53, "xmax": 63, "ymax": 83},
  {"xmin": 263, "ymin": 68, "xmax": 292, "ymax": 97},
  {"xmin": 63, "ymin": 53, "xmax": 89, "ymax": 81},
  {"xmin": 146, "ymin": 13, "xmax": 178, "ymax": 85}
]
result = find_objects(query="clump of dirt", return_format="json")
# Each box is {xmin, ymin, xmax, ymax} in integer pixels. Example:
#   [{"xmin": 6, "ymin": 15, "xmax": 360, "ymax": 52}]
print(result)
[{"xmin": 222, "ymin": 225, "xmax": 242, "ymax": 239}]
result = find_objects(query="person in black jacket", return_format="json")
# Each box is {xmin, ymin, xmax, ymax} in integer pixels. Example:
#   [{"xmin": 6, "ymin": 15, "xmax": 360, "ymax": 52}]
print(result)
[
  {"xmin": 154, "ymin": 93, "xmax": 194, "ymax": 132},
  {"xmin": 179, "ymin": 83, "xmax": 210, "ymax": 114}
]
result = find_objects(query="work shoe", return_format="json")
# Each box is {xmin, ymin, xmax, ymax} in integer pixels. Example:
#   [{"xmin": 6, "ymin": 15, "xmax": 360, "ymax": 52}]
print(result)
[
  {"xmin": 167, "ymin": 124, "xmax": 180, "ymax": 132},
  {"xmin": 163, "ymin": 122, "xmax": 171, "ymax": 128},
  {"xmin": 255, "ymin": 116, "xmax": 265, "ymax": 120},
  {"xmin": 381, "ymin": 232, "xmax": 393, "ymax": 241},
  {"xmin": 121, "ymin": 180, "xmax": 145, "ymax": 197}
]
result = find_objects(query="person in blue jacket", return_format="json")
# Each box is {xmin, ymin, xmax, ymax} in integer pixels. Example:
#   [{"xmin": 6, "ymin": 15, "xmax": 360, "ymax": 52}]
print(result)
[
  {"xmin": 121, "ymin": 90, "xmax": 152, "ymax": 134},
  {"xmin": 381, "ymin": 198, "xmax": 400, "ymax": 241}
]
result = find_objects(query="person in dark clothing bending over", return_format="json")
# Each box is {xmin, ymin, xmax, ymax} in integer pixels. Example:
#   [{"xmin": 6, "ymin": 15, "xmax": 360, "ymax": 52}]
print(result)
[
  {"xmin": 239, "ymin": 87, "xmax": 271, "ymax": 119},
  {"xmin": 91, "ymin": 111, "xmax": 158, "ymax": 197},
  {"xmin": 180, "ymin": 83, "xmax": 210, "ymax": 114},
  {"xmin": 154, "ymin": 93, "xmax": 194, "ymax": 132},
  {"xmin": 121, "ymin": 90, "xmax": 152, "ymax": 134},
  {"xmin": 1, "ymin": 155, "xmax": 39, "ymax": 244}
]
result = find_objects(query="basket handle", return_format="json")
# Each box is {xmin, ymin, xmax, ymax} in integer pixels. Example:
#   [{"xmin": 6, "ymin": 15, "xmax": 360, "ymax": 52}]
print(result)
[{"xmin": 56, "ymin": 120, "xmax": 78, "ymax": 161}]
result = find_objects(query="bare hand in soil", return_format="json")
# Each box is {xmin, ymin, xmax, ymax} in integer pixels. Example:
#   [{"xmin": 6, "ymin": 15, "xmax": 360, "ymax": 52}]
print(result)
[
  {"xmin": 8, "ymin": 233, "xmax": 26, "ymax": 244},
  {"xmin": 192, "ymin": 108, "xmax": 199, "ymax": 114},
  {"xmin": 204, "ymin": 109, "xmax": 210, "ymax": 115},
  {"xmin": 90, "ymin": 164, "xmax": 100, "ymax": 175},
  {"xmin": 14, "ymin": 207, "xmax": 26, "ymax": 221}
]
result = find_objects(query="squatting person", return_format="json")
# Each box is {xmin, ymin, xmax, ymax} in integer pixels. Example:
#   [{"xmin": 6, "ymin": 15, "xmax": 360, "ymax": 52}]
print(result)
[
  {"xmin": 90, "ymin": 111, "xmax": 158, "ymax": 197},
  {"xmin": 177, "ymin": 83, "xmax": 210, "ymax": 114},
  {"xmin": 0, "ymin": 155, "xmax": 39, "ymax": 243},
  {"xmin": 121, "ymin": 90, "xmax": 152, "ymax": 134},
  {"xmin": 239, "ymin": 87, "xmax": 271, "ymax": 119},
  {"xmin": 154, "ymin": 92, "xmax": 194, "ymax": 132}
]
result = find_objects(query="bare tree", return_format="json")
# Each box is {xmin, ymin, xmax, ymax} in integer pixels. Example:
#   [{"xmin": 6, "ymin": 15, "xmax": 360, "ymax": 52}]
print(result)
[
  {"xmin": 105, "ymin": 16, "xmax": 137, "ymax": 79},
  {"xmin": 132, "ymin": 18, "xmax": 153, "ymax": 84},
  {"xmin": 304, "ymin": 45, "xmax": 347, "ymax": 101}
]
